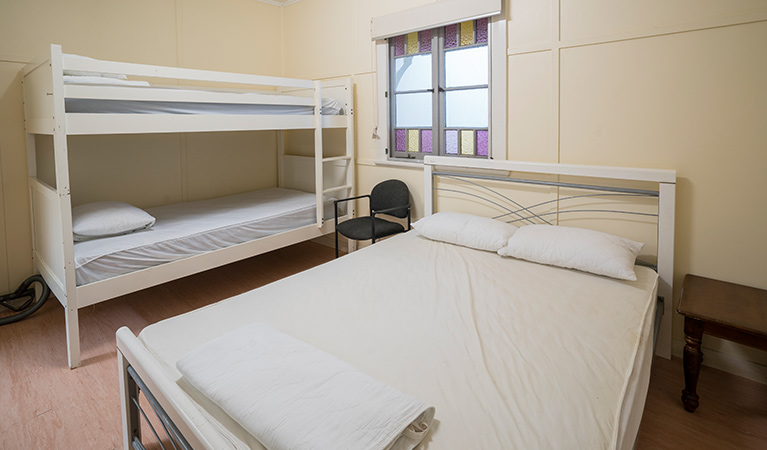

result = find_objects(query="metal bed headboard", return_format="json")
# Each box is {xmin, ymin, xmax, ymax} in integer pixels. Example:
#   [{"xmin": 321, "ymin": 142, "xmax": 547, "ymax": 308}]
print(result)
[{"xmin": 423, "ymin": 156, "xmax": 676, "ymax": 358}]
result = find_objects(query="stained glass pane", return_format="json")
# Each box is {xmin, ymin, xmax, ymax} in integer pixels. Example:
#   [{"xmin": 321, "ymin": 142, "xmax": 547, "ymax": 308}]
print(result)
[
  {"xmin": 477, "ymin": 18, "xmax": 488, "ymax": 43},
  {"xmin": 461, "ymin": 130, "xmax": 474, "ymax": 155},
  {"xmin": 445, "ymin": 24, "xmax": 458, "ymax": 49},
  {"xmin": 446, "ymin": 89, "xmax": 488, "ymax": 128},
  {"xmin": 394, "ymin": 54, "xmax": 431, "ymax": 91},
  {"xmin": 408, "ymin": 129, "xmax": 419, "ymax": 152},
  {"xmin": 421, "ymin": 129, "xmax": 433, "ymax": 153},
  {"xmin": 407, "ymin": 32, "xmax": 419, "ymax": 54},
  {"xmin": 477, "ymin": 130, "xmax": 489, "ymax": 156},
  {"xmin": 395, "ymin": 129, "xmax": 406, "ymax": 152},
  {"xmin": 445, "ymin": 46, "xmax": 488, "ymax": 88},
  {"xmin": 419, "ymin": 30, "xmax": 432, "ymax": 52},
  {"xmin": 394, "ymin": 34, "xmax": 405, "ymax": 56},
  {"xmin": 445, "ymin": 130, "xmax": 458, "ymax": 155},
  {"xmin": 460, "ymin": 21, "xmax": 474, "ymax": 46}
]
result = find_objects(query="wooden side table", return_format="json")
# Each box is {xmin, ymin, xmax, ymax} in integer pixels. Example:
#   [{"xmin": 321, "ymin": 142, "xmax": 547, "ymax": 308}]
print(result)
[{"xmin": 676, "ymin": 274, "xmax": 767, "ymax": 412}]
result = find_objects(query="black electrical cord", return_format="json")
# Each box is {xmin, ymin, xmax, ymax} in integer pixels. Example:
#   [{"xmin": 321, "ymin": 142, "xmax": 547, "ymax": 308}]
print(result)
[{"xmin": 0, "ymin": 275, "xmax": 50, "ymax": 326}]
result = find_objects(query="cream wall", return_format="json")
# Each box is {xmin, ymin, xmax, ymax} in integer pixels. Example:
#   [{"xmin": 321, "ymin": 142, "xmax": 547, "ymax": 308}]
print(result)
[
  {"xmin": 0, "ymin": 0, "xmax": 283, "ymax": 292},
  {"xmin": 282, "ymin": 0, "xmax": 767, "ymax": 380}
]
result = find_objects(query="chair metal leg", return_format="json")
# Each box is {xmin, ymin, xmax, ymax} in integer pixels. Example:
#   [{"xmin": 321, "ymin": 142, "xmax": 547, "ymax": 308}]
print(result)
[{"xmin": 335, "ymin": 230, "xmax": 339, "ymax": 258}]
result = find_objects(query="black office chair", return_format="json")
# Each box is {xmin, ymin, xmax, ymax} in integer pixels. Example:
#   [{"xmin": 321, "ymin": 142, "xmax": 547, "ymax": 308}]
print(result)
[{"xmin": 334, "ymin": 179, "xmax": 411, "ymax": 258}]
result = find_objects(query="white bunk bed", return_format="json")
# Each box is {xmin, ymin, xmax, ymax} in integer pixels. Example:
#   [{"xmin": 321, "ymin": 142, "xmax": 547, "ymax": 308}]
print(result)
[{"xmin": 22, "ymin": 44, "xmax": 355, "ymax": 368}]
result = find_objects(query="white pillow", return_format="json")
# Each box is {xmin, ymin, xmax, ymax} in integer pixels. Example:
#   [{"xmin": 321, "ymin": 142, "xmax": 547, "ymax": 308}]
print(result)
[
  {"xmin": 412, "ymin": 212, "xmax": 518, "ymax": 252},
  {"xmin": 72, "ymin": 201, "xmax": 155, "ymax": 241},
  {"xmin": 497, "ymin": 225, "xmax": 644, "ymax": 280}
]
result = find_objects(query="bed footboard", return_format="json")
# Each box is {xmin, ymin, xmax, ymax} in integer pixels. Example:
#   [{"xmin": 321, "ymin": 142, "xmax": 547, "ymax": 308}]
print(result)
[{"xmin": 116, "ymin": 327, "xmax": 232, "ymax": 450}]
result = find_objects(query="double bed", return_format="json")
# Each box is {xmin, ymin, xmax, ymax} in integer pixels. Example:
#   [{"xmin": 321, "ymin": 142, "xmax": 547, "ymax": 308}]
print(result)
[{"xmin": 116, "ymin": 157, "xmax": 676, "ymax": 450}]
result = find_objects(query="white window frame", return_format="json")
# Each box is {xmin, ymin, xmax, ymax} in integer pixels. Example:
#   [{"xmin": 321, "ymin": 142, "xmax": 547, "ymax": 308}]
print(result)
[{"xmin": 375, "ymin": 13, "xmax": 506, "ymax": 163}]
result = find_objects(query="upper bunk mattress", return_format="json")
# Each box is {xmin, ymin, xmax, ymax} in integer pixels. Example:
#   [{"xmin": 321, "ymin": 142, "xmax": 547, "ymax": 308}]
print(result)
[
  {"xmin": 74, "ymin": 188, "xmax": 333, "ymax": 286},
  {"xmin": 137, "ymin": 230, "xmax": 660, "ymax": 450},
  {"xmin": 63, "ymin": 83, "xmax": 343, "ymax": 116}
]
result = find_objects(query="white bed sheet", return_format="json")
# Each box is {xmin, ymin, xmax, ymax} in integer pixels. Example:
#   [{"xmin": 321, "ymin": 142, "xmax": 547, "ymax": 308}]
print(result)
[
  {"xmin": 74, "ymin": 188, "xmax": 333, "ymax": 286},
  {"xmin": 137, "ymin": 231, "xmax": 659, "ymax": 450}
]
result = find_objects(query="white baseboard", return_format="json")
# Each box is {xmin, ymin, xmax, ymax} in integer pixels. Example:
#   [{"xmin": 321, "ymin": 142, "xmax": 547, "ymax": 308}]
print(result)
[{"xmin": 672, "ymin": 338, "xmax": 767, "ymax": 385}]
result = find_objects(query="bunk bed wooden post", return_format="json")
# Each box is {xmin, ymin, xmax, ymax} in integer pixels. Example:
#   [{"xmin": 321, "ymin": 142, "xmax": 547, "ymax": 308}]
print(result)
[
  {"xmin": 343, "ymin": 78, "xmax": 356, "ymax": 218},
  {"xmin": 313, "ymin": 81, "xmax": 324, "ymax": 227},
  {"xmin": 50, "ymin": 44, "xmax": 82, "ymax": 368}
]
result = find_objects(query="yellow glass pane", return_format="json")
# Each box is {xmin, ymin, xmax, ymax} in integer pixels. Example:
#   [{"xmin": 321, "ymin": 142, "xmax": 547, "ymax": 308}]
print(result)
[
  {"xmin": 460, "ymin": 21, "xmax": 474, "ymax": 46},
  {"xmin": 408, "ymin": 129, "xmax": 419, "ymax": 152},
  {"xmin": 460, "ymin": 130, "xmax": 474, "ymax": 155},
  {"xmin": 407, "ymin": 32, "xmax": 419, "ymax": 54}
]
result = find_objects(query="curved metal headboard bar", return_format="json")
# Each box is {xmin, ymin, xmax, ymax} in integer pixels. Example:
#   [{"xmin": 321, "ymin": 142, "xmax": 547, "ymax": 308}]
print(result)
[
  {"xmin": 436, "ymin": 175, "xmax": 552, "ymax": 225},
  {"xmin": 504, "ymin": 209, "xmax": 658, "ymax": 224},
  {"xmin": 494, "ymin": 192, "xmax": 658, "ymax": 223}
]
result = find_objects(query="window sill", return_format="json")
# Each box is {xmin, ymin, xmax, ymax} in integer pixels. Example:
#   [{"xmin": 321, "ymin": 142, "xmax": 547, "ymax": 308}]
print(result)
[{"xmin": 359, "ymin": 158, "xmax": 425, "ymax": 169}]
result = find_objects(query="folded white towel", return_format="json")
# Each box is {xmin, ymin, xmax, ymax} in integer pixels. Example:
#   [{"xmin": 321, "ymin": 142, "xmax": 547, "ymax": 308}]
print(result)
[{"xmin": 176, "ymin": 323, "xmax": 435, "ymax": 450}]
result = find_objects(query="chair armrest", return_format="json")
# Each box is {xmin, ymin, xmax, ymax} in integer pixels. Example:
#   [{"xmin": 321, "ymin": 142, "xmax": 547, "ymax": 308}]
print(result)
[
  {"xmin": 371, "ymin": 204, "xmax": 411, "ymax": 216},
  {"xmin": 334, "ymin": 194, "xmax": 370, "ymax": 205},
  {"xmin": 334, "ymin": 195, "xmax": 370, "ymax": 223}
]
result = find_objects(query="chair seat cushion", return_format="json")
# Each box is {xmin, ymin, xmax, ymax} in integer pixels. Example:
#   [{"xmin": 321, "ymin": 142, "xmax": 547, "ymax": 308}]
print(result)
[{"xmin": 336, "ymin": 217, "xmax": 405, "ymax": 240}]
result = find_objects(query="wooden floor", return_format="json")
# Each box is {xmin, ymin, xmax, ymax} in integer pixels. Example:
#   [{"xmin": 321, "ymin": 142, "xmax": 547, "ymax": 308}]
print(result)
[{"xmin": 1, "ymin": 241, "xmax": 765, "ymax": 449}]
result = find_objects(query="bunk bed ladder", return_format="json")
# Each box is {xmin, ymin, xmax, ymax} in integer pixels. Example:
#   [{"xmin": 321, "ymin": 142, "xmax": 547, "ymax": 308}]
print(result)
[{"xmin": 319, "ymin": 79, "xmax": 355, "ymax": 226}]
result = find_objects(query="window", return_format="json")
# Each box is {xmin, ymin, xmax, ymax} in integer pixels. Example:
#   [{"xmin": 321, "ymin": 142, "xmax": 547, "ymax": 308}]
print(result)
[{"xmin": 388, "ymin": 19, "xmax": 490, "ymax": 160}]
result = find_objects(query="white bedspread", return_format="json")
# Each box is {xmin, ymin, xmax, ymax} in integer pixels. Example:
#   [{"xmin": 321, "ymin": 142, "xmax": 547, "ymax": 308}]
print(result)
[
  {"xmin": 176, "ymin": 323, "xmax": 434, "ymax": 450},
  {"xmin": 139, "ymin": 231, "xmax": 659, "ymax": 450}
]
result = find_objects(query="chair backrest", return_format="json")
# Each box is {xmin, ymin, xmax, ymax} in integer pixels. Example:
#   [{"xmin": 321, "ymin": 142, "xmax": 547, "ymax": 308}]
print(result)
[{"xmin": 370, "ymin": 179, "xmax": 410, "ymax": 218}]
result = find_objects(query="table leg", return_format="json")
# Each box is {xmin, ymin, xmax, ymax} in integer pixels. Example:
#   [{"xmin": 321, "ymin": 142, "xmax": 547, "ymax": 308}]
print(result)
[{"xmin": 681, "ymin": 316, "xmax": 704, "ymax": 412}]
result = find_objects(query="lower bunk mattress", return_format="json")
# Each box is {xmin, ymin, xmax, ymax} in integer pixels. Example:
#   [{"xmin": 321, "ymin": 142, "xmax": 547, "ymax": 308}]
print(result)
[
  {"xmin": 74, "ymin": 188, "xmax": 333, "ymax": 285},
  {"xmin": 135, "ymin": 230, "xmax": 659, "ymax": 449}
]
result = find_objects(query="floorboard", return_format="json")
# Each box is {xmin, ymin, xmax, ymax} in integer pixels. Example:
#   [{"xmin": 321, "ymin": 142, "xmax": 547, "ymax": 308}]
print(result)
[{"xmin": 1, "ymin": 241, "xmax": 764, "ymax": 449}]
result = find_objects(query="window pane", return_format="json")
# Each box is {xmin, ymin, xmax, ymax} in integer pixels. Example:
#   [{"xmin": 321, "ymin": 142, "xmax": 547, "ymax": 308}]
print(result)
[
  {"xmin": 445, "ymin": 47, "xmax": 487, "ymax": 88},
  {"xmin": 395, "ymin": 92, "xmax": 432, "ymax": 127},
  {"xmin": 461, "ymin": 130, "xmax": 475, "ymax": 155},
  {"xmin": 394, "ymin": 54, "xmax": 432, "ymax": 92},
  {"xmin": 445, "ymin": 88, "xmax": 488, "ymax": 128},
  {"xmin": 445, "ymin": 130, "xmax": 458, "ymax": 154}
]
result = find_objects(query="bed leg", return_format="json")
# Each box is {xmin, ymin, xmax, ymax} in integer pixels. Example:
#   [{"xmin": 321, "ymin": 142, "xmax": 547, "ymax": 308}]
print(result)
[
  {"xmin": 118, "ymin": 352, "xmax": 141, "ymax": 450},
  {"xmin": 65, "ymin": 305, "xmax": 81, "ymax": 368}
]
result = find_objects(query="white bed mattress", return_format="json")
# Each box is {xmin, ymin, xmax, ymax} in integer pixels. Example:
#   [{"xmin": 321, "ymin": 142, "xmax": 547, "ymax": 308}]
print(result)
[
  {"xmin": 137, "ymin": 231, "xmax": 659, "ymax": 450},
  {"xmin": 74, "ymin": 188, "xmax": 334, "ymax": 285}
]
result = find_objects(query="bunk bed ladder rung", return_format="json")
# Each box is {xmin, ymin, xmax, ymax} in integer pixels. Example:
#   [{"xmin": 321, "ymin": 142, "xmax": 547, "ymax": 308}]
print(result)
[
  {"xmin": 322, "ymin": 156, "xmax": 352, "ymax": 163},
  {"xmin": 323, "ymin": 185, "xmax": 353, "ymax": 195}
]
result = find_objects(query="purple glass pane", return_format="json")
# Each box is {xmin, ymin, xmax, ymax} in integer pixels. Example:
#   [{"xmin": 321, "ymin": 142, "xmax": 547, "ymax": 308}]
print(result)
[
  {"xmin": 477, "ymin": 18, "xmax": 488, "ymax": 43},
  {"xmin": 445, "ymin": 24, "xmax": 458, "ymax": 49},
  {"xmin": 396, "ymin": 129, "xmax": 407, "ymax": 151},
  {"xmin": 421, "ymin": 129, "xmax": 433, "ymax": 153},
  {"xmin": 419, "ymin": 30, "xmax": 432, "ymax": 52},
  {"xmin": 477, "ymin": 130, "xmax": 489, "ymax": 156},
  {"xmin": 445, "ymin": 130, "xmax": 458, "ymax": 155},
  {"xmin": 394, "ymin": 35, "xmax": 405, "ymax": 56}
]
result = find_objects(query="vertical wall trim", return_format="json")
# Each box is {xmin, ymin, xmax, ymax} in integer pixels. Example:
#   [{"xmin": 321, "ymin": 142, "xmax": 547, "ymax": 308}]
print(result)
[{"xmin": 552, "ymin": 0, "xmax": 561, "ymax": 164}]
